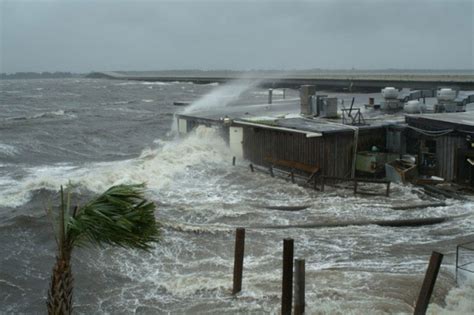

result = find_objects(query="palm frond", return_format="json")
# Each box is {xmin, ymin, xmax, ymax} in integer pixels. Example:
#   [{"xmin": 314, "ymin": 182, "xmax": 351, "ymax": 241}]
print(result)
[{"xmin": 67, "ymin": 184, "xmax": 160, "ymax": 251}]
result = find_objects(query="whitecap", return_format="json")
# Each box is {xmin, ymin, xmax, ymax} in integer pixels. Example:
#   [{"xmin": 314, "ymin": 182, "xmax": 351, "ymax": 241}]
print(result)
[
  {"xmin": 0, "ymin": 143, "xmax": 19, "ymax": 156},
  {"xmin": 141, "ymin": 82, "xmax": 170, "ymax": 86}
]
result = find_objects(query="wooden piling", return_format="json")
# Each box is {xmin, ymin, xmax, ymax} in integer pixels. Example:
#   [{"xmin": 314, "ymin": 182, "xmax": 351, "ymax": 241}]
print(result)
[
  {"xmin": 386, "ymin": 181, "xmax": 391, "ymax": 197},
  {"xmin": 249, "ymin": 164, "xmax": 254, "ymax": 173},
  {"xmin": 353, "ymin": 179, "xmax": 358, "ymax": 195},
  {"xmin": 291, "ymin": 170, "xmax": 295, "ymax": 183},
  {"xmin": 268, "ymin": 89, "xmax": 273, "ymax": 104},
  {"xmin": 283, "ymin": 88, "xmax": 286, "ymax": 99},
  {"xmin": 232, "ymin": 228, "xmax": 246, "ymax": 295},
  {"xmin": 232, "ymin": 156, "xmax": 236, "ymax": 166},
  {"xmin": 321, "ymin": 176, "xmax": 325, "ymax": 192},
  {"xmin": 414, "ymin": 251, "xmax": 444, "ymax": 315},
  {"xmin": 269, "ymin": 165, "xmax": 274, "ymax": 177},
  {"xmin": 282, "ymin": 239, "xmax": 294, "ymax": 315},
  {"xmin": 294, "ymin": 259, "xmax": 305, "ymax": 315}
]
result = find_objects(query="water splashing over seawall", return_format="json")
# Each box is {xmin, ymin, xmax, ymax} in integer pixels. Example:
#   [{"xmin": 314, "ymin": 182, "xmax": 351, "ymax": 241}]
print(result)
[{"xmin": 183, "ymin": 79, "xmax": 262, "ymax": 114}]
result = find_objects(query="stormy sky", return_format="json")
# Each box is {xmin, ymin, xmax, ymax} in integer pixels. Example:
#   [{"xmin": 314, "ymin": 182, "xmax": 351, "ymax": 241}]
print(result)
[{"xmin": 1, "ymin": 0, "xmax": 473, "ymax": 73}]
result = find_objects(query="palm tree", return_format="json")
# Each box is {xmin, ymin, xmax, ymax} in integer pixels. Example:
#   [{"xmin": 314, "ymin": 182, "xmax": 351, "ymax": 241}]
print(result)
[{"xmin": 46, "ymin": 184, "xmax": 160, "ymax": 315}]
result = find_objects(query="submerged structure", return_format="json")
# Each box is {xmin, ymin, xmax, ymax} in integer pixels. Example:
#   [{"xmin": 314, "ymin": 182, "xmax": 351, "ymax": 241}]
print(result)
[{"xmin": 177, "ymin": 85, "xmax": 474, "ymax": 189}]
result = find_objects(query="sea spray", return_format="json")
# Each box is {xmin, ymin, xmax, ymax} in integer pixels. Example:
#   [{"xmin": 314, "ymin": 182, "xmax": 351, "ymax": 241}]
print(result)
[
  {"xmin": 170, "ymin": 78, "xmax": 261, "ymax": 135},
  {"xmin": 183, "ymin": 79, "xmax": 261, "ymax": 114},
  {"xmin": 428, "ymin": 273, "xmax": 474, "ymax": 314}
]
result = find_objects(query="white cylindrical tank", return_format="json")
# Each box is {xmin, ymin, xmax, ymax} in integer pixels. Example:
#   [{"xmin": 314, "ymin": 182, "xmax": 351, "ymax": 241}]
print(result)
[
  {"xmin": 404, "ymin": 100, "xmax": 426, "ymax": 113},
  {"xmin": 381, "ymin": 87, "xmax": 399, "ymax": 99},
  {"xmin": 437, "ymin": 88, "xmax": 456, "ymax": 101}
]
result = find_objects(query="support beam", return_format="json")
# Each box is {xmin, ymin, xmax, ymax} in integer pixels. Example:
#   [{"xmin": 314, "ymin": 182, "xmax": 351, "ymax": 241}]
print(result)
[
  {"xmin": 282, "ymin": 239, "xmax": 294, "ymax": 315},
  {"xmin": 294, "ymin": 259, "xmax": 305, "ymax": 315},
  {"xmin": 414, "ymin": 251, "xmax": 444, "ymax": 315}
]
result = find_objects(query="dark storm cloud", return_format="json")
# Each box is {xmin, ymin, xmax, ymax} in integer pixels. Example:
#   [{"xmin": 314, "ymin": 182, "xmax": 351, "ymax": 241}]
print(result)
[{"xmin": 1, "ymin": 0, "xmax": 472, "ymax": 72}]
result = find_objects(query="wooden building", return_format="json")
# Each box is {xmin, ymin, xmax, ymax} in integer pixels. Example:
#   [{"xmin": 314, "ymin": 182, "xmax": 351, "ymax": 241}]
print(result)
[{"xmin": 178, "ymin": 113, "xmax": 387, "ymax": 179}]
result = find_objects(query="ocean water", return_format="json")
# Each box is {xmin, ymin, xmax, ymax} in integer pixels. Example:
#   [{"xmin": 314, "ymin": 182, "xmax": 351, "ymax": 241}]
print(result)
[{"xmin": 0, "ymin": 78, "xmax": 473, "ymax": 314}]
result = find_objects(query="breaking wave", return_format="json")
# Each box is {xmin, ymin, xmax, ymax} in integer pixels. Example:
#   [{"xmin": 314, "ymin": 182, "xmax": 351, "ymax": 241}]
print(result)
[
  {"xmin": 4, "ymin": 110, "xmax": 76, "ymax": 122},
  {"xmin": 0, "ymin": 126, "xmax": 231, "ymax": 208}
]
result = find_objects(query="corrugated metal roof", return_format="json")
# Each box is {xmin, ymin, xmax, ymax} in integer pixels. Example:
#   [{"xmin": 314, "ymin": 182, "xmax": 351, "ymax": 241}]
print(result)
[
  {"xmin": 271, "ymin": 117, "xmax": 354, "ymax": 134},
  {"xmin": 407, "ymin": 112, "xmax": 474, "ymax": 127}
]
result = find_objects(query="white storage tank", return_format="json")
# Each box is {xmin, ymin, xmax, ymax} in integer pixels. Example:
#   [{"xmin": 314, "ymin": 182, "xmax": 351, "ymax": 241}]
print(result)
[
  {"xmin": 381, "ymin": 87, "xmax": 399, "ymax": 99},
  {"xmin": 437, "ymin": 88, "xmax": 457, "ymax": 101},
  {"xmin": 404, "ymin": 100, "xmax": 426, "ymax": 113}
]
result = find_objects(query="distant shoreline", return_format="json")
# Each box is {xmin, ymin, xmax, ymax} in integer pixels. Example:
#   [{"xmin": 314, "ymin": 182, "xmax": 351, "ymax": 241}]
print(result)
[{"xmin": 0, "ymin": 72, "xmax": 83, "ymax": 80}]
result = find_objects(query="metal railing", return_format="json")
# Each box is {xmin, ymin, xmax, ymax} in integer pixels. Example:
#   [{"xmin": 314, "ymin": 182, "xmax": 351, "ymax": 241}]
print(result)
[{"xmin": 456, "ymin": 241, "xmax": 474, "ymax": 284}]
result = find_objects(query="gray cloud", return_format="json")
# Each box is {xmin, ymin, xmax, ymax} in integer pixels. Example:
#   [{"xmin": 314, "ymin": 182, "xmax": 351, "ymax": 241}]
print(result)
[{"xmin": 1, "ymin": 0, "xmax": 473, "ymax": 72}]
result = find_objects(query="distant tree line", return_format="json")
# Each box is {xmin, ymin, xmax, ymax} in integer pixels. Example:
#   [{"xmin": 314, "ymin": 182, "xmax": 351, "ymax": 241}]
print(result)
[{"xmin": 0, "ymin": 72, "xmax": 83, "ymax": 80}]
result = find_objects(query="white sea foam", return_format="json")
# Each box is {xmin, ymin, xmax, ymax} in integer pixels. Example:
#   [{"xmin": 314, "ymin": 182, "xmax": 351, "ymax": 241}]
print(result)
[
  {"xmin": 141, "ymin": 82, "xmax": 171, "ymax": 86},
  {"xmin": 429, "ymin": 274, "xmax": 474, "ymax": 314},
  {"xmin": 0, "ymin": 143, "xmax": 19, "ymax": 156},
  {"xmin": 32, "ymin": 109, "xmax": 68, "ymax": 119},
  {"xmin": 110, "ymin": 101, "xmax": 129, "ymax": 105},
  {"xmin": 0, "ymin": 126, "xmax": 231, "ymax": 208}
]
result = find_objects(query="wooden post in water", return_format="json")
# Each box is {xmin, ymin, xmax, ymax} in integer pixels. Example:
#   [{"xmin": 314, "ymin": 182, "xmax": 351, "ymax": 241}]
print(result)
[
  {"xmin": 268, "ymin": 89, "xmax": 273, "ymax": 104},
  {"xmin": 232, "ymin": 156, "xmax": 236, "ymax": 166},
  {"xmin": 281, "ymin": 239, "xmax": 294, "ymax": 315},
  {"xmin": 232, "ymin": 228, "xmax": 246, "ymax": 295},
  {"xmin": 414, "ymin": 251, "xmax": 444, "ymax": 315},
  {"xmin": 283, "ymin": 88, "xmax": 286, "ymax": 99},
  {"xmin": 294, "ymin": 259, "xmax": 305, "ymax": 315},
  {"xmin": 269, "ymin": 165, "xmax": 274, "ymax": 177},
  {"xmin": 321, "ymin": 176, "xmax": 325, "ymax": 192},
  {"xmin": 291, "ymin": 170, "xmax": 295, "ymax": 183},
  {"xmin": 249, "ymin": 164, "xmax": 254, "ymax": 173},
  {"xmin": 386, "ymin": 181, "xmax": 391, "ymax": 197},
  {"xmin": 353, "ymin": 179, "xmax": 358, "ymax": 195}
]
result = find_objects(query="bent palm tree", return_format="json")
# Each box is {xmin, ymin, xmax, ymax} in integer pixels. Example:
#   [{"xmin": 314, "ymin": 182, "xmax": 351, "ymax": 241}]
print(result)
[{"xmin": 46, "ymin": 184, "xmax": 160, "ymax": 315}]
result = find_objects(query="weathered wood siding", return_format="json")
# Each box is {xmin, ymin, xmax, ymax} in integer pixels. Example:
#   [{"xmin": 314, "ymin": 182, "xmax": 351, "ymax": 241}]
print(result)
[
  {"xmin": 436, "ymin": 136, "xmax": 467, "ymax": 181},
  {"xmin": 242, "ymin": 127, "xmax": 354, "ymax": 178}
]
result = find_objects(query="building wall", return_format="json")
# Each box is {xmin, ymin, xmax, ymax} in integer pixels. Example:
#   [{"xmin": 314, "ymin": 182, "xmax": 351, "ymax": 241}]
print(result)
[
  {"xmin": 436, "ymin": 135, "xmax": 467, "ymax": 181},
  {"xmin": 242, "ymin": 127, "xmax": 354, "ymax": 178}
]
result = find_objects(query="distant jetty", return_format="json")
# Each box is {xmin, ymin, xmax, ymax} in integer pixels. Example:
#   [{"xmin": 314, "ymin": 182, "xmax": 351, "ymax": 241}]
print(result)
[{"xmin": 86, "ymin": 70, "xmax": 474, "ymax": 91}]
